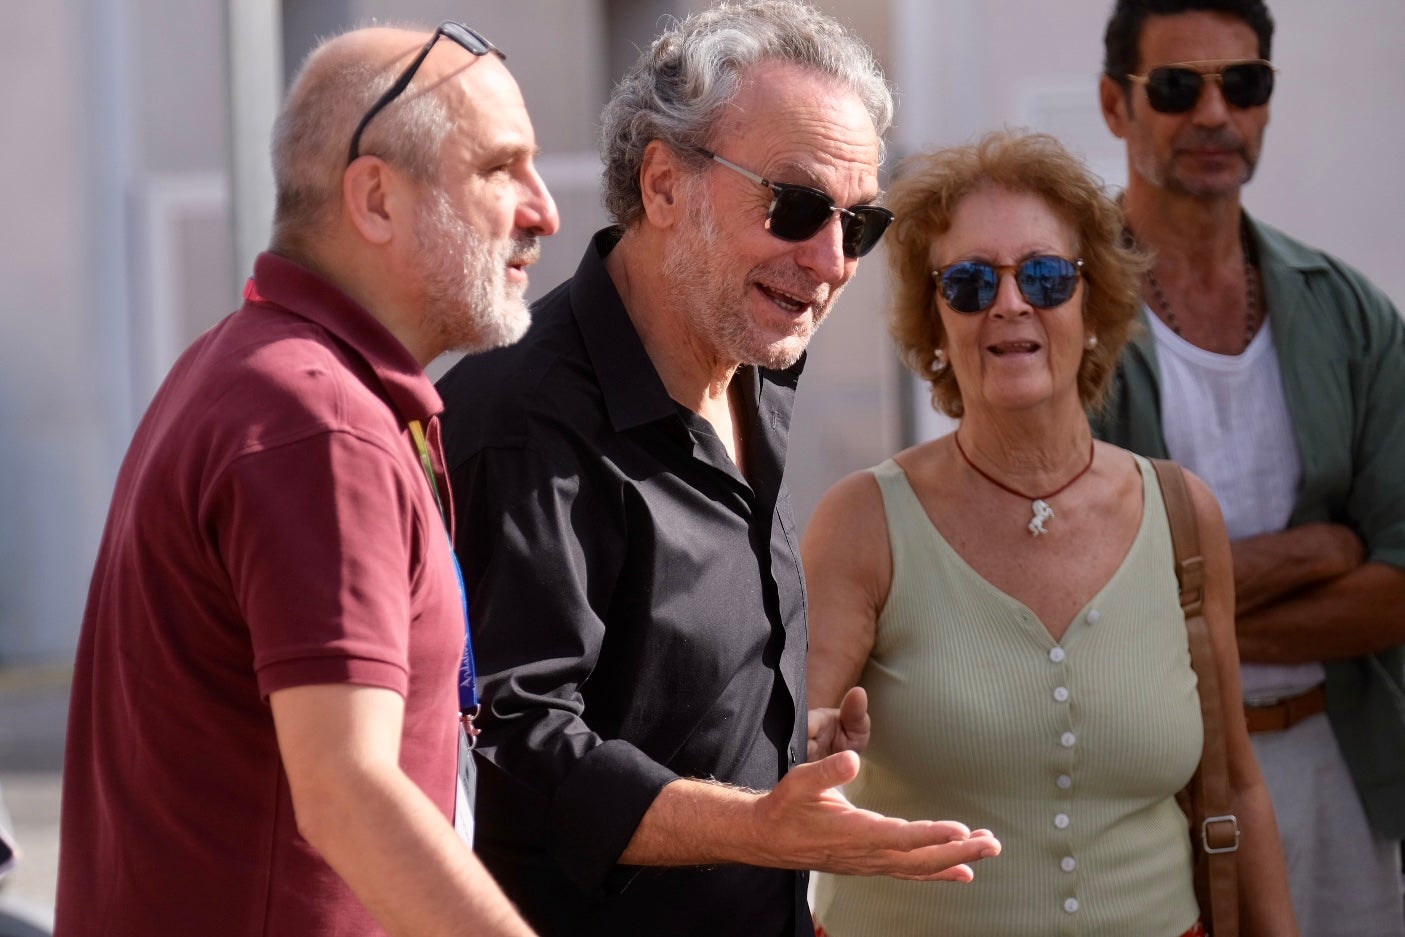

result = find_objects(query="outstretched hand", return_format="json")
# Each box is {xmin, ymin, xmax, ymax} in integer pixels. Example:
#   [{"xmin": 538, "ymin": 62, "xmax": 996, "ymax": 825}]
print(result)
[
  {"xmin": 808, "ymin": 686, "xmax": 871, "ymax": 760},
  {"xmin": 749, "ymin": 749, "xmax": 1000, "ymax": 882}
]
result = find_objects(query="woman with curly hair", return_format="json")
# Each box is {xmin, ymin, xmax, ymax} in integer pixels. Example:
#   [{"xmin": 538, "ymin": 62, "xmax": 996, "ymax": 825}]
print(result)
[{"xmin": 805, "ymin": 130, "xmax": 1295, "ymax": 936}]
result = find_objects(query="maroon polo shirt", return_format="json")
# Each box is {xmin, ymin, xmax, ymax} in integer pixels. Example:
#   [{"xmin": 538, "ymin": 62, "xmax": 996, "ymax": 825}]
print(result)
[{"xmin": 56, "ymin": 253, "xmax": 464, "ymax": 936}]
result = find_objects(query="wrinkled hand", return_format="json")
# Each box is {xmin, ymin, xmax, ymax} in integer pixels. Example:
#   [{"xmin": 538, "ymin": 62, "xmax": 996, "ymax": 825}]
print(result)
[
  {"xmin": 808, "ymin": 686, "xmax": 871, "ymax": 761},
  {"xmin": 751, "ymin": 749, "xmax": 1000, "ymax": 881}
]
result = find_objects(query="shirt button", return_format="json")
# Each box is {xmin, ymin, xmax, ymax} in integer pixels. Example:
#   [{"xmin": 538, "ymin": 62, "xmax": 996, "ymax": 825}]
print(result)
[
  {"xmin": 1049, "ymin": 647, "xmax": 1066, "ymax": 663},
  {"xmin": 1054, "ymin": 813, "xmax": 1070, "ymax": 829},
  {"xmin": 1060, "ymin": 731, "xmax": 1076, "ymax": 748},
  {"xmin": 1061, "ymin": 856, "xmax": 1077, "ymax": 872},
  {"xmin": 1053, "ymin": 686, "xmax": 1070, "ymax": 703},
  {"xmin": 1064, "ymin": 897, "xmax": 1080, "ymax": 913},
  {"xmin": 1086, "ymin": 608, "xmax": 1100, "ymax": 624},
  {"xmin": 1056, "ymin": 774, "xmax": 1073, "ymax": 790}
]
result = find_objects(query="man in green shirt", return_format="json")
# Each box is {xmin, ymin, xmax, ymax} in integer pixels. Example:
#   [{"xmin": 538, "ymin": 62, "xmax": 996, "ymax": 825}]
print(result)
[{"xmin": 1093, "ymin": 2, "xmax": 1405, "ymax": 934}]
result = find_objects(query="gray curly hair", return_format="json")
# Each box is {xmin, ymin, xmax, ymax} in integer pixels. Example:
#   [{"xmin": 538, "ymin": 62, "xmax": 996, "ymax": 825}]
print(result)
[{"xmin": 599, "ymin": 0, "xmax": 894, "ymax": 227}]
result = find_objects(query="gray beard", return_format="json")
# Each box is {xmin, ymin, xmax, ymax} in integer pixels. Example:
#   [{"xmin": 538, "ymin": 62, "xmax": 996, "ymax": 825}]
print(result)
[
  {"xmin": 415, "ymin": 191, "xmax": 531, "ymax": 356},
  {"xmin": 660, "ymin": 192, "xmax": 830, "ymax": 372}
]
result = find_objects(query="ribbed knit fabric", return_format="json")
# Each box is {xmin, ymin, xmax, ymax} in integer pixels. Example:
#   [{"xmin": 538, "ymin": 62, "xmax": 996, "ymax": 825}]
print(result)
[{"xmin": 814, "ymin": 454, "xmax": 1202, "ymax": 936}]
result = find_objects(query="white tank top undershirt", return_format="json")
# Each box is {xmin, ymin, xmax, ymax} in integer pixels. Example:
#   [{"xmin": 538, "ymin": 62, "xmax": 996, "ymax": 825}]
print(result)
[{"xmin": 1148, "ymin": 309, "xmax": 1325, "ymax": 701}]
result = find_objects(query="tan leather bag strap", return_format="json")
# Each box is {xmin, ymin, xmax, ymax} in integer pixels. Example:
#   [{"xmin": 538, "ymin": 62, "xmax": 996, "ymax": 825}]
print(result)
[{"xmin": 1151, "ymin": 458, "xmax": 1240, "ymax": 937}]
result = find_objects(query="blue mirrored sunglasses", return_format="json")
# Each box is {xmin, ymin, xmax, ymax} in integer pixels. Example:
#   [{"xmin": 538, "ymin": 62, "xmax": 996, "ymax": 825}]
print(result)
[{"xmin": 933, "ymin": 255, "xmax": 1084, "ymax": 314}]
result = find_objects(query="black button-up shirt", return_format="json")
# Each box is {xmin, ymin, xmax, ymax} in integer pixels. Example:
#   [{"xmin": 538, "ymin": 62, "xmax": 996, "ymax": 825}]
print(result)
[{"xmin": 438, "ymin": 228, "xmax": 812, "ymax": 937}]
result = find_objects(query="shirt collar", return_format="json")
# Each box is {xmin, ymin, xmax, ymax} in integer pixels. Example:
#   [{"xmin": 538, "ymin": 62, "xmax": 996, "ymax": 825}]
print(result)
[
  {"xmin": 568, "ymin": 227, "xmax": 807, "ymax": 432},
  {"xmin": 1242, "ymin": 211, "xmax": 1332, "ymax": 274},
  {"xmin": 569, "ymin": 228, "xmax": 683, "ymax": 432},
  {"xmin": 246, "ymin": 252, "xmax": 444, "ymax": 424}
]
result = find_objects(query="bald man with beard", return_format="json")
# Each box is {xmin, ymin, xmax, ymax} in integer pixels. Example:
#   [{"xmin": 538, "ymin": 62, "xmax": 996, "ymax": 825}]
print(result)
[{"xmin": 56, "ymin": 23, "xmax": 556, "ymax": 937}]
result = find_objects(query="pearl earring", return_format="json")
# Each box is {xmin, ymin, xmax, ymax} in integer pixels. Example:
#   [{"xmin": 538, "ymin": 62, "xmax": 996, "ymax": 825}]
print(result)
[
  {"xmin": 933, "ymin": 348, "xmax": 947, "ymax": 369},
  {"xmin": 1085, "ymin": 334, "xmax": 1099, "ymax": 350}
]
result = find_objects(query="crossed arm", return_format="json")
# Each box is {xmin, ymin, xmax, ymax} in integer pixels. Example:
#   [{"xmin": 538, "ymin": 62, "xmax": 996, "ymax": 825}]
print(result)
[
  {"xmin": 1233, "ymin": 295, "xmax": 1405, "ymax": 663},
  {"xmin": 1232, "ymin": 522, "xmax": 1405, "ymax": 663}
]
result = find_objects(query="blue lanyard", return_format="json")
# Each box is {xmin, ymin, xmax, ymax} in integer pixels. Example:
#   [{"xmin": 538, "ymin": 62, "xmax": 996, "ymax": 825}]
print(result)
[{"xmin": 408, "ymin": 420, "xmax": 479, "ymax": 726}]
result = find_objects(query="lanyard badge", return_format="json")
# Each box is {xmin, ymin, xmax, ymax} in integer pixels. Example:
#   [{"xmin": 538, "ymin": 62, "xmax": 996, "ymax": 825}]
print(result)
[{"xmin": 408, "ymin": 419, "xmax": 480, "ymax": 746}]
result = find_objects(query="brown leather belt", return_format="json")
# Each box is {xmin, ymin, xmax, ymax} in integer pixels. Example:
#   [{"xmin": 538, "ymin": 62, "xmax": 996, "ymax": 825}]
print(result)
[{"xmin": 1243, "ymin": 684, "xmax": 1326, "ymax": 734}]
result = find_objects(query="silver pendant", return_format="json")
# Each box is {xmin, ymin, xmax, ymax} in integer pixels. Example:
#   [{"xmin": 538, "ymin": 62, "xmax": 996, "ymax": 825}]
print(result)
[{"xmin": 1028, "ymin": 498, "xmax": 1054, "ymax": 536}]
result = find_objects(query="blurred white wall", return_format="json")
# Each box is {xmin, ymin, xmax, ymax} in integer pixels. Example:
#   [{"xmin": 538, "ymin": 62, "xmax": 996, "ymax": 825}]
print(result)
[
  {"xmin": 2, "ymin": 0, "xmax": 235, "ymax": 664},
  {"xmin": 3, "ymin": 0, "xmax": 1401, "ymax": 664}
]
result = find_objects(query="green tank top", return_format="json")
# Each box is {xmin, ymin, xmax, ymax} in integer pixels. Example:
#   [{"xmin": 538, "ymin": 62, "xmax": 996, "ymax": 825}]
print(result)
[{"xmin": 814, "ymin": 454, "xmax": 1202, "ymax": 936}]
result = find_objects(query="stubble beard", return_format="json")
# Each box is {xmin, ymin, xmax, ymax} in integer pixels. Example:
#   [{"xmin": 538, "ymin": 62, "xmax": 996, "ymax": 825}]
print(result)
[
  {"xmin": 1135, "ymin": 126, "xmax": 1261, "ymax": 199},
  {"xmin": 415, "ymin": 191, "xmax": 536, "ymax": 356},
  {"xmin": 661, "ymin": 189, "xmax": 835, "ymax": 372}
]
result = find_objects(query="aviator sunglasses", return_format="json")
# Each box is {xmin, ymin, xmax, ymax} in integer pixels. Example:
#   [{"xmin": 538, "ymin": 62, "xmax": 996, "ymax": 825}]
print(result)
[
  {"xmin": 348, "ymin": 22, "xmax": 504, "ymax": 164},
  {"xmin": 933, "ymin": 256, "xmax": 1084, "ymax": 314},
  {"xmin": 700, "ymin": 150, "xmax": 895, "ymax": 259},
  {"xmin": 1126, "ymin": 59, "xmax": 1275, "ymax": 114}
]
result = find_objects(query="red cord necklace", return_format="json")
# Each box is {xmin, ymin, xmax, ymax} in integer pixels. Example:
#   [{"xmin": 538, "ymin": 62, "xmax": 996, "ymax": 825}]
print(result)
[{"xmin": 953, "ymin": 433, "xmax": 1095, "ymax": 537}]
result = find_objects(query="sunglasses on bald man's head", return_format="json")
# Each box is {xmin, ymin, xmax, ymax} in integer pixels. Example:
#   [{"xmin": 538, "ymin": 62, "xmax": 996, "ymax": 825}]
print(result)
[
  {"xmin": 1126, "ymin": 59, "xmax": 1275, "ymax": 114},
  {"xmin": 932, "ymin": 256, "xmax": 1084, "ymax": 314},
  {"xmin": 348, "ymin": 22, "xmax": 504, "ymax": 165},
  {"xmin": 699, "ymin": 150, "xmax": 895, "ymax": 259}
]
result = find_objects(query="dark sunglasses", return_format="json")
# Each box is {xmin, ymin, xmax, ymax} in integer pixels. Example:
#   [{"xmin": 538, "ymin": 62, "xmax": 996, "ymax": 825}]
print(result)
[
  {"xmin": 347, "ymin": 22, "xmax": 504, "ymax": 164},
  {"xmin": 700, "ymin": 150, "xmax": 894, "ymax": 259},
  {"xmin": 933, "ymin": 256, "xmax": 1084, "ymax": 314},
  {"xmin": 1126, "ymin": 59, "xmax": 1275, "ymax": 115}
]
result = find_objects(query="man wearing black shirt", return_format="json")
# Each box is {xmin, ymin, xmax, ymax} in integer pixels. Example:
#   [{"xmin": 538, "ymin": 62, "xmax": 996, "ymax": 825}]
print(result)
[{"xmin": 437, "ymin": 2, "xmax": 999, "ymax": 936}]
